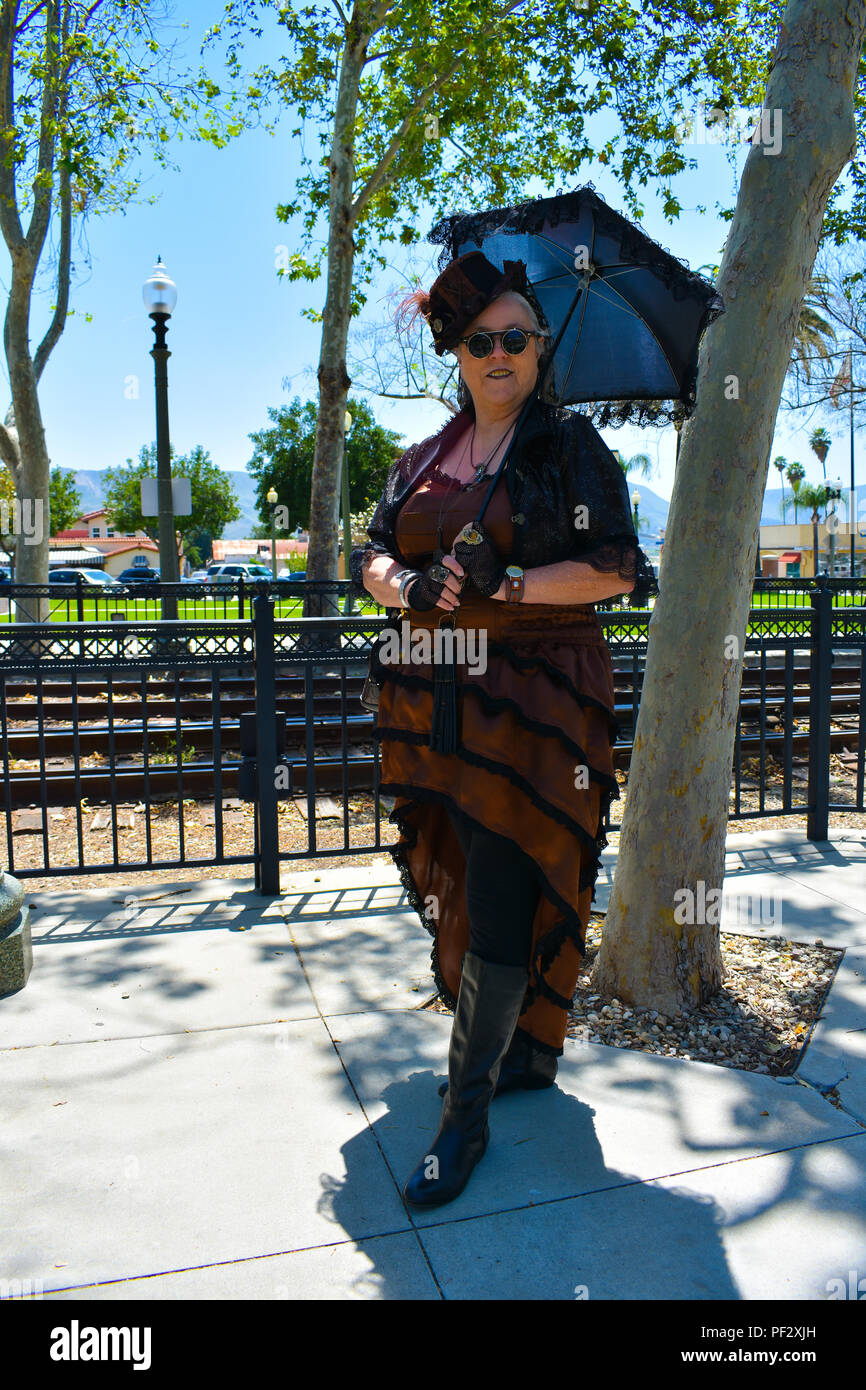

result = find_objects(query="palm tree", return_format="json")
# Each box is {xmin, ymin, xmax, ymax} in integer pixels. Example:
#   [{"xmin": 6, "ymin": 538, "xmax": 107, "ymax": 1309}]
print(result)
[
  {"xmin": 786, "ymin": 462, "xmax": 806, "ymax": 522},
  {"xmin": 809, "ymin": 427, "xmax": 832, "ymax": 479},
  {"xmin": 772, "ymin": 455, "xmax": 787, "ymax": 521},
  {"xmin": 612, "ymin": 450, "xmax": 657, "ymax": 481},
  {"xmin": 791, "ymin": 275, "xmax": 837, "ymax": 382},
  {"xmin": 809, "ymin": 428, "xmax": 833, "ymax": 518},
  {"xmin": 781, "ymin": 482, "xmax": 834, "ymax": 575}
]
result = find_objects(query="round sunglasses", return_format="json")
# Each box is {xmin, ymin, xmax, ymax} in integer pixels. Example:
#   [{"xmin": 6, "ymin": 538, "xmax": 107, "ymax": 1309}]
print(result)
[{"xmin": 458, "ymin": 328, "xmax": 547, "ymax": 358}]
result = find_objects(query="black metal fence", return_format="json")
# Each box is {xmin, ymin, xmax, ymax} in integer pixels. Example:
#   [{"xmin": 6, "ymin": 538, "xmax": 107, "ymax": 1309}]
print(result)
[
  {"xmin": 0, "ymin": 576, "xmax": 352, "ymax": 625},
  {"xmin": 0, "ymin": 577, "xmax": 863, "ymax": 886}
]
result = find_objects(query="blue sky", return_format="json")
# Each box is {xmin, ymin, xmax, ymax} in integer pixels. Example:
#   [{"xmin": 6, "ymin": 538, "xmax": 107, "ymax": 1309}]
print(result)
[{"xmin": 0, "ymin": 0, "xmax": 857, "ymax": 515}]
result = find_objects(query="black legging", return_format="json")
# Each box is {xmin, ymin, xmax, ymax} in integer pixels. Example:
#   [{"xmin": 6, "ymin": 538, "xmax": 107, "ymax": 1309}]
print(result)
[{"xmin": 446, "ymin": 808, "xmax": 541, "ymax": 968}]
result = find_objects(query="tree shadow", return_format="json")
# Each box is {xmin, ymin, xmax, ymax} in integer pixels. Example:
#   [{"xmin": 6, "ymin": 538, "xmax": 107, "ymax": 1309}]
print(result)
[{"xmin": 315, "ymin": 1064, "xmax": 742, "ymax": 1300}]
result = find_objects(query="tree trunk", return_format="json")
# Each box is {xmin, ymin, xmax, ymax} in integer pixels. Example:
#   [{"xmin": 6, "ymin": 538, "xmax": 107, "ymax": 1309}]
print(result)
[
  {"xmin": 1, "ymin": 391, "xmax": 52, "ymax": 627},
  {"xmin": 592, "ymin": 0, "xmax": 865, "ymax": 1016},
  {"xmin": 304, "ymin": 17, "xmax": 371, "ymax": 620}
]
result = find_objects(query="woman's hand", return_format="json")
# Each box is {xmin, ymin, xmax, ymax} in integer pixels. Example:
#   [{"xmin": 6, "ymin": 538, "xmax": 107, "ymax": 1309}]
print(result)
[
  {"xmin": 451, "ymin": 520, "xmax": 507, "ymax": 598},
  {"xmin": 405, "ymin": 554, "xmax": 465, "ymax": 613}
]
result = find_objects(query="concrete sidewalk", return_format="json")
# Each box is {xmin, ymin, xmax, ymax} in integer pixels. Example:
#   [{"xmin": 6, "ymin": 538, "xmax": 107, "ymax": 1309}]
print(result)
[{"xmin": 1, "ymin": 826, "xmax": 864, "ymax": 1301}]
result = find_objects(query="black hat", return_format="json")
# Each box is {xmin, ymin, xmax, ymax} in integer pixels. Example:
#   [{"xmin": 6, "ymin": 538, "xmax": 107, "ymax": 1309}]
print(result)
[{"xmin": 423, "ymin": 251, "xmax": 531, "ymax": 355}]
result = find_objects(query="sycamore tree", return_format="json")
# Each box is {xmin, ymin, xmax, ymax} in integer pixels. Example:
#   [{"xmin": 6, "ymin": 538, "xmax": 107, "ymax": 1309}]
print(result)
[
  {"xmin": 346, "ymin": 248, "xmax": 462, "ymax": 413},
  {"xmin": 207, "ymin": 0, "xmax": 780, "ymax": 611},
  {"xmin": 592, "ymin": 0, "xmax": 866, "ymax": 1014},
  {"xmin": 0, "ymin": 0, "xmax": 243, "ymax": 618}
]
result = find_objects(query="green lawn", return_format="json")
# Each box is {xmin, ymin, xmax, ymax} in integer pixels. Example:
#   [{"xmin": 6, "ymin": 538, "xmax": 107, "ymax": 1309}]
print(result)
[
  {"xmin": 1, "ymin": 587, "xmax": 861, "ymax": 636},
  {"xmin": 0, "ymin": 593, "xmax": 384, "ymax": 624}
]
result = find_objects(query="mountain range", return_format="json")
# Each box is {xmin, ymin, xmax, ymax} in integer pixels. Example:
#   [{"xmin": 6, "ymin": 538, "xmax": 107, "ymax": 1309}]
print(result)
[{"xmin": 55, "ymin": 468, "xmax": 810, "ymax": 547}]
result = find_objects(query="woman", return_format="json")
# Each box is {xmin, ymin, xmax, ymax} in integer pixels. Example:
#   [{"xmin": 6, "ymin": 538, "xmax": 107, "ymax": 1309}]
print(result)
[{"xmin": 349, "ymin": 251, "xmax": 658, "ymax": 1209}]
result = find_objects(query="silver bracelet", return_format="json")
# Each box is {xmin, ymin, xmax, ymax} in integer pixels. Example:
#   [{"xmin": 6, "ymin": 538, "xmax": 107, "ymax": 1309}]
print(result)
[{"xmin": 396, "ymin": 569, "xmax": 420, "ymax": 607}]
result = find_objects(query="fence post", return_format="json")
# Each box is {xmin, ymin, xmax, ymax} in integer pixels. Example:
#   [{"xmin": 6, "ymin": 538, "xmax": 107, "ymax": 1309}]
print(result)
[
  {"xmin": 76, "ymin": 572, "xmax": 84, "ymax": 624},
  {"xmin": 253, "ymin": 592, "xmax": 280, "ymax": 894},
  {"xmin": 807, "ymin": 575, "xmax": 832, "ymax": 841}
]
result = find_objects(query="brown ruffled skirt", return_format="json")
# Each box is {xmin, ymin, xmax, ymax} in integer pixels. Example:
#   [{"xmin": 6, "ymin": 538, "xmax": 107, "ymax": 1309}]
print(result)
[{"xmin": 374, "ymin": 593, "xmax": 620, "ymax": 1056}]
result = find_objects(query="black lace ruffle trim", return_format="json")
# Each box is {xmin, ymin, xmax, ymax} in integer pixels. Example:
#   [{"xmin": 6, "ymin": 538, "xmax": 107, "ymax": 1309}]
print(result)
[
  {"xmin": 371, "ymin": 664, "xmax": 619, "ymax": 796},
  {"xmin": 375, "ymin": 724, "xmax": 617, "ymax": 858},
  {"xmin": 511, "ymin": 1024, "xmax": 562, "ymax": 1059},
  {"xmin": 348, "ymin": 542, "xmax": 396, "ymax": 605},
  {"xmin": 484, "ymin": 639, "xmax": 621, "ymax": 738},
  {"xmin": 576, "ymin": 537, "xmax": 660, "ymax": 610}
]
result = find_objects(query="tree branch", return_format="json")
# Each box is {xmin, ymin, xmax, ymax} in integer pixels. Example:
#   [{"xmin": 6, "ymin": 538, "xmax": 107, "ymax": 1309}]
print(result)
[
  {"xmin": 0, "ymin": 420, "xmax": 20, "ymax": 475},
  {"xmin": 328, "ymin": 0, "xmax": 348, "ymax": 31},
  {"xmin": 0, "ymin": 0, "xmax": 26, "ymax": 252},
  {"xmin": 351, "ymin": 0, "xmax": 530, "ymax": 222},
  {"xmin": 32, "ymin": 91, "xmax": 70, "ymax": 384},
  {"xmin": 14, "ymin": 0, "xmax": 51, "ymax": 35},
  {"xmin": 24, "ymin": 0, "xmax": 60, "ymax": 263}
]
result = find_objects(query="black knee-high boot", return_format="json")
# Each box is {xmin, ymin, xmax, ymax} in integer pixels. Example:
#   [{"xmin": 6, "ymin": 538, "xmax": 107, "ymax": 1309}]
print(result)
[
  {"xmin": 403, "ymin": 951, "xmax": 528, "ymax": 1209},
  {"xmin": 438, "ymin": 1027, "xmax": 558, "ymax": 1099}
]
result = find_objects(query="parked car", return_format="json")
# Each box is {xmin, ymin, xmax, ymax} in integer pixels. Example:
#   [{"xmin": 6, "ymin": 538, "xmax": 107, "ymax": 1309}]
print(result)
[
  {"xmin": 0, "ymin": 567, "xmax": 10, "ymax": 584},
  {"xmin": 117, "ymin": 566, "xmax": 160, "ymax": 584},
  {"xmin": 49, "ymin": 568, "xmax": 122, "ymax": 587},
  {"xmin": 275, "ymin": 570, "xmax": 306, "ymax": 582},
  {"xmin": 205, "ymin": 563, "xmax": 273, "ymax": 586}
]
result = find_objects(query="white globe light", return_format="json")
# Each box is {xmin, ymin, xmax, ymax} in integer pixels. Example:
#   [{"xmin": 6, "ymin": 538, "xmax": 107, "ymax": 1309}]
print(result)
[{"xmin": 142, "ymin": 257, "xmax": 178, "ymax": 315}]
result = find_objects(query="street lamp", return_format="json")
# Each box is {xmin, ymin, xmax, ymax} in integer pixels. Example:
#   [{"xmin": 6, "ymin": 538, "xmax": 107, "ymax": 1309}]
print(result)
[
  {"xmin": 342, "ymin": 410, "xmax": 354, "ymax": 615},
  {"xmin": 142, "ymin": 256, "xmax": 180, "ymax": 621},
  {"xmin": 826, "ymin": 476, "xmax": 844, "ymax": 576},
  {"xmin": 631, "ymin": 490, "xmax": 641, "ymax": 534},
  {"xmin": 267, "ymin": 486, "xmax": 279, "ymax": 580}
]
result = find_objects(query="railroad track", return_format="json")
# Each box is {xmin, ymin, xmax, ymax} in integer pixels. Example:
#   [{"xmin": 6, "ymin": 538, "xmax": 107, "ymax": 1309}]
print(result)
[{"xmin": 1, "ymin": 663, "xmax": 862, "ymax": 809}]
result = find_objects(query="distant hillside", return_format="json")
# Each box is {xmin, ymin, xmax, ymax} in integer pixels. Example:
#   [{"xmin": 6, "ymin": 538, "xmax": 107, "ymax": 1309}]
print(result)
[
  {"xmin": 53, "ymin": 467, "xmax": 804, "ymax": 550},
  {"xmin": 55, "ymin": 467, "xmax": 260, "ymax": 540},
  {"xmin": 622, "ymin": 482, "xmax": 810, "ymax": 540}
]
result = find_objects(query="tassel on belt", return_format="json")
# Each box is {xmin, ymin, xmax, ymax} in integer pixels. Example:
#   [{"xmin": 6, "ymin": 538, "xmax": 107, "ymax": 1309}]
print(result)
[{"xmin": 429, "ymin": 612, "xmax": 458, "ymax": 753}]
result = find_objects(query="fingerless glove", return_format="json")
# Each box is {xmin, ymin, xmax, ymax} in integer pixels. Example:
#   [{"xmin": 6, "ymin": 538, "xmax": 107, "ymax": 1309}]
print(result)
[
  {"xmin": 452, "ymin": 520, "xmax": 507, "ymax": 597},
  {"xmin": 405, "ymin": 560, "xmax": 455, "ymax": 611}
]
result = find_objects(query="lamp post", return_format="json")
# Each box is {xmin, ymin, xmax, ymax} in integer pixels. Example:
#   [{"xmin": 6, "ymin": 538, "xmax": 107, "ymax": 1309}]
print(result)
[
  {"xmin": 631, "ymin": 490, "xmax": 641, "ymax": 535},
  {"xmin": 342, "ymin": 410, "xmax": 354, "ymax": 616},
  {"xmin": 826, "ymin": 477, "xmax": 843, "ymax": 576},
  {"xmin": 267, "ymin": 486, "xmax": 279, "ymax": 580},
  {"xmin": 142, "ymin": 257, "xmax": 180, "ymax": 622}
]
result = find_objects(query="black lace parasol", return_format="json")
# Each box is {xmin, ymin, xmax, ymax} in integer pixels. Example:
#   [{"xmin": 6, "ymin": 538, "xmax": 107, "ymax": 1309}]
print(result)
[{"xmin": 428, "ymin": 182, "xmax": 725, "ymax": 430}]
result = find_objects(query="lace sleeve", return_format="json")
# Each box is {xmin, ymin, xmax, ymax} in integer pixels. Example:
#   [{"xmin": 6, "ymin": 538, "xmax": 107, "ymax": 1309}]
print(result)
[
  {"xmin": 347, "ymin": 441, "xmax": 420, "ymax": 603},
  {"xmin": 565, "ymin": 412, "xmax": 659, "ymax": 609},
  {"xmin": 577, "ymin": 537, "xmax": 659, "ymax": 609}
]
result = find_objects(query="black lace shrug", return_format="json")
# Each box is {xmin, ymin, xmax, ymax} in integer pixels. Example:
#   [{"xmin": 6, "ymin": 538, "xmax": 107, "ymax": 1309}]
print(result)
[{"xmin": 349, "ymin": 397, "xmax": 660, "ymax": 610}]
